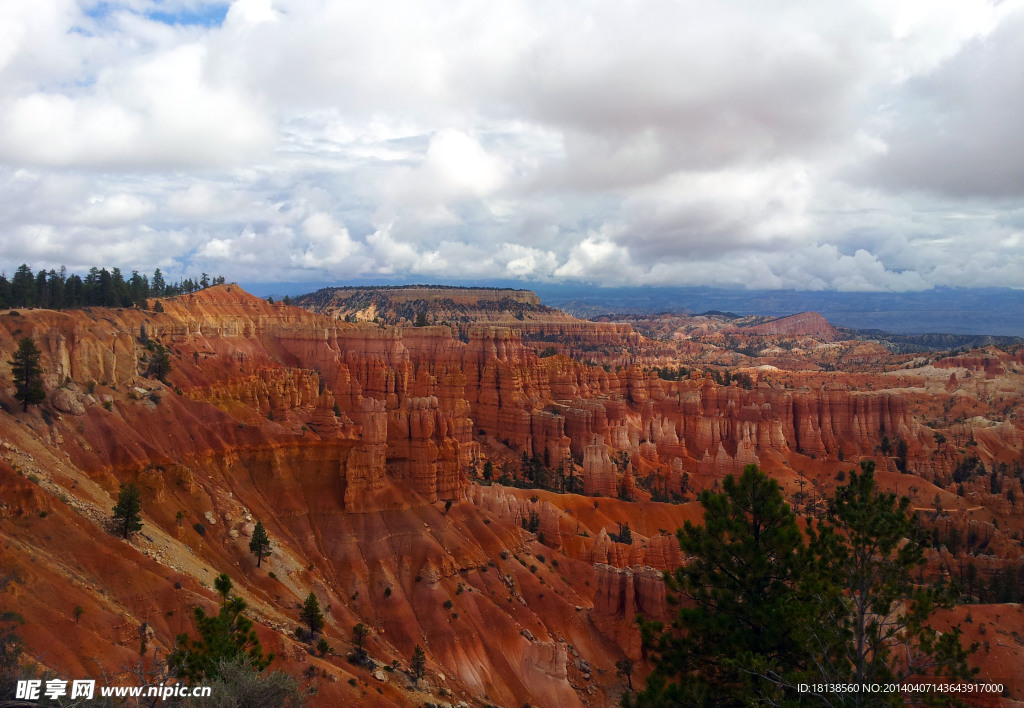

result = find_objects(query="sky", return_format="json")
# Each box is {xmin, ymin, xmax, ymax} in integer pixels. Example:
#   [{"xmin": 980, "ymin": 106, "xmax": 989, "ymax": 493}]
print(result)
[{"xmin": 0, "ymin": 0, "xmax": 1022, "ymax": 292}]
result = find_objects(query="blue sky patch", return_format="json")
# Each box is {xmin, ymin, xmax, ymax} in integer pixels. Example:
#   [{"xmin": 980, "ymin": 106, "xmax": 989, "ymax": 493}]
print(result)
[
  {"xmin": 146, "ymin": 3, "xmax": 230, "ymax": 28},
  {"xmin": 83, "ymin": 1, "xmax": 114, "ymax": 21},
  {"xmin": 83, "ymin": 1, "xmax": 229, "ymax": 28}
]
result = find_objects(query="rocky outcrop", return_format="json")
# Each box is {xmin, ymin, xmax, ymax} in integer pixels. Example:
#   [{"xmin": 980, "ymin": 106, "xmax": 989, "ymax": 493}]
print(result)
[
  {"xmin": 725, "ymin": 312, "xmax": 839, "ymax": 341},
  {"xmin": 291, "ymin": 286, "xmax": 562, "ymax": 336},
  {"xmin": 591, "ymin": 563, "xmax": 668, "ymax": 659},
  {"xmin": 472, "ymin": 484, "xmax": 564, "ymax": 546},
  {"xmin": 50, "ymin": 387, "xmax": 85, "ymax": 415},
  {"xmin": 582, "ymin": 437, "xmax": 619, "ymax": 497},
  {"xmin": 344, "ymin": 397, "xmax": 388, "ymax": 511}
]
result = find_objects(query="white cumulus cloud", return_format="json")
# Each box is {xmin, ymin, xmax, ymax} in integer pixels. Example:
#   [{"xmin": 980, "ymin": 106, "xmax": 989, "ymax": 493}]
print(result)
[{"xmin": 0, "ymin": 0, "xmax": 1021, "ymax": 291}]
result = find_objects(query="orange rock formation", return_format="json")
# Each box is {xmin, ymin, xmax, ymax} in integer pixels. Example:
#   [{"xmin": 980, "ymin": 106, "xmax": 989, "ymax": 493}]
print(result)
[{"xmin": 0, "ymin": 285, "xmax": 1021, "ymax": 705}]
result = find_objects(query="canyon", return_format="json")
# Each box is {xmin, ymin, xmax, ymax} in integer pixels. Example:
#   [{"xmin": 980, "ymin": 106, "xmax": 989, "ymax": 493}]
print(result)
[{"xmin": 1, "ymin": 285, "xmax": 1022, "ymax": 706}]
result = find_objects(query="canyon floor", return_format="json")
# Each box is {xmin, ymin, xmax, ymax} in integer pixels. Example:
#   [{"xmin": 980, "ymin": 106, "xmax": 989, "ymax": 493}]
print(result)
[{"xmin": 1, "ymin": 284, "xmax": 1022, "ymax": 706}]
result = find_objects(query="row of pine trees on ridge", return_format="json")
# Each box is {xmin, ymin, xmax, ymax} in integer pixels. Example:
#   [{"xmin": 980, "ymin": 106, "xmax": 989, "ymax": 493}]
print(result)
[{"xmin": 0, "ymin": 263, "xmax": 226, "ymax": 310}]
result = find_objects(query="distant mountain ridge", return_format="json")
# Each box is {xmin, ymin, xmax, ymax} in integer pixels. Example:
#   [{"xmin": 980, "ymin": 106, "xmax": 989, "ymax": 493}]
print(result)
[
  {"xmin": 530, "ymin": 285, "xmax": 1024, "ymax": 337},
  {"xmin": 240, "ymin": 281, "xmax": 1023, "ymax": 337}
]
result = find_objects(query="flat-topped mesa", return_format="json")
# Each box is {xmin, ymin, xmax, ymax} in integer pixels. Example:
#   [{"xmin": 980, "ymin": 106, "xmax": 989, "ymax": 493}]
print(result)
[
  {"xmin": 725, "ymin": 311, "xmax": 840, "ymax": 341},
  {"xmin": 361, "ymin": 286, "xmax": 542, "ymax": 306},
  {"xmin": 291, "ymin": 285, "xmax": 562, "ymax": 330}
]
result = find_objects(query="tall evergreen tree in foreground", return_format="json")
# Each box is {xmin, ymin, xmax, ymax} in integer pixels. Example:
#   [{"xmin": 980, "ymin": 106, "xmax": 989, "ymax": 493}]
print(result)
[
  {"xmin": 112, "ymin": 483, "xmax": 143, "ymax": 540},
  {"xmin": 169, "ymin": 575, "xmax": 273, "ymax": 682},
  {"xmin": 635, "ymin": 463, "xmax": 807, "ymax": 706},
  {"xmin": 8, "ymin": 337, "xmax": 46, "ymax": 412},
  {"xmin": 798, "ymin": 461, "xmax": 975, "ymax": 706},
  {"xmin": 632, "ymin": 462, "xmax": 975, "ymax": 707}
]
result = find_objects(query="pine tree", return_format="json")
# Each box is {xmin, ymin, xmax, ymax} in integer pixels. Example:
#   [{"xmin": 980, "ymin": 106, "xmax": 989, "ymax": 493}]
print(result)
[
  {"xmin": 350, "ymin": 623, "xmax": 369, "ymax": 662},
  {"xmin": 616, "ymin": 657, "xmax": 635, "ymax": 692},
  {"xmin": 636, "ymin": 464, "xmax": 807, "ymax": 706},
  {"xmin": 112, "ymin": 483, "xmax": 143, "ymax": 540},
  {"xmin": 128, "ymin": 270, "xmax": 148, "ymax": 307},
  {"xmin": 151, "ymin": 268, "xmax": 165, "ymax": 297},
  {"xmin": 618, "ymin": 521, "xmax": 632, "ymax": 545},
  {"xmin": 34, "ymin": 271, "xmax": 49, "ymax": 308},
  {"xmin": 351, "ymin": 622, "xmax": 369, "ymax": 651},
  {"xmin": 146, "ymin": 344, "xmax": 172, "ymax": 382},
  {"xmin": 11, "ymin": 264, "xmax": 35, "ymax": 307},
  {"xmin": 523, "ymin": 509, "xmax": 540, "ymax": 533},
  {"xmin": 8, "ymin": 337, "xmax": 46, "ymax": 412},
  {"xmin": 248, "ymin": 521, "xmax": 272, "ymax": 568},
  {"xmin": 0, "ymin": 273, "xmax": 11, "ymax": 309},
  {"xmin": 214, "ymin": 574, "xmax": 233, "ymax": 602},
  {"xmin": 800, "ymin": 461, "xmax": 976, "ymax": 705},
  {"xmin": 169, "ymin": 590, "xmax": 272, "ymax": 682},
  {"xmin": 633, "ymin": 462, "xmax": 976, "ymax": 707},
  {"xmin": 299, "ymin": 593, "xmax": 324, "ymax": 638},
  {"xmin": 97, "ymin": 268, "xmax": 114, "ymax": 306},
  {"xmin": 410, "ymin": 645, "xmax": 426, "ymax": 685}
]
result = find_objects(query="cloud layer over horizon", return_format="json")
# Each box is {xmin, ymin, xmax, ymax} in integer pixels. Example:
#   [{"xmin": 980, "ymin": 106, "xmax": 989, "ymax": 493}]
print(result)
[{"xmin": 1, "ymin": 0, "xmax": 1022, "ymax": 291}]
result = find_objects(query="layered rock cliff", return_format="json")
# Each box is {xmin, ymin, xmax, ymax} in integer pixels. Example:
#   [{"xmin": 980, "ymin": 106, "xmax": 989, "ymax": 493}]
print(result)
[{"xmin": 1, "ymin": 285, "xmax": 1021, "ymax": 705}]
